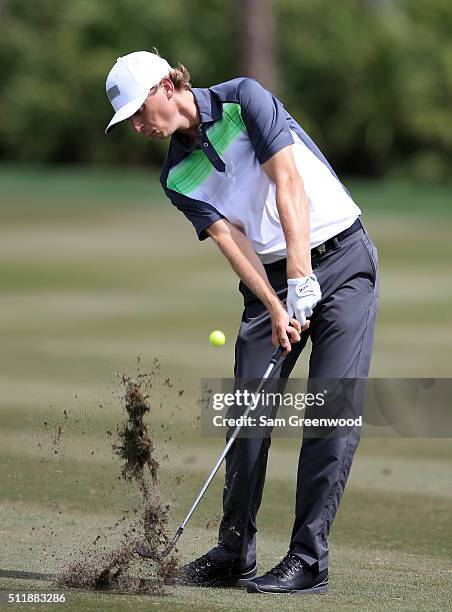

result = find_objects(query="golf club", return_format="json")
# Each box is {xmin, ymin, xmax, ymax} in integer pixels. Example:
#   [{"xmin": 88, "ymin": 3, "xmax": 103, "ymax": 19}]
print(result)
[{"xmin": 137, "ymin": 345, "xmax": 285, "ymax": 561}]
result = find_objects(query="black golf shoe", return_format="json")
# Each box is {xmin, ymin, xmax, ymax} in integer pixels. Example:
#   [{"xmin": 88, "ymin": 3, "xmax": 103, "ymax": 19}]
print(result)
[
  {"xmin": 178, "ymin": 545, "xmax": 257, "ymax": 587},
  {"xmin": 247, "ymin": 552, "xmax": 328, "ymax": 594}
]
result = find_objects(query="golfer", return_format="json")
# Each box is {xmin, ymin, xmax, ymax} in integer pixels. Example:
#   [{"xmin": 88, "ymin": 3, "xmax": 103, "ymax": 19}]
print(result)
[{"xmin": 105, "ymin": 51, "xmax": 379, "ymax": 595}]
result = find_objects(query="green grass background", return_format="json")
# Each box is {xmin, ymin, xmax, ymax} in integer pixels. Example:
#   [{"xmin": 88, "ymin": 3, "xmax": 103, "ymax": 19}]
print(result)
[{"xmin": 1, "ymin": 166, "xmax": 451, "ymax": 611}]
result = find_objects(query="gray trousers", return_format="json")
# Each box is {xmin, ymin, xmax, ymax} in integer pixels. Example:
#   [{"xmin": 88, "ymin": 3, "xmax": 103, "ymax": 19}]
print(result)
[{"xmin": 218, "ymin": 220, "xmax": 379, "ymax": 573}]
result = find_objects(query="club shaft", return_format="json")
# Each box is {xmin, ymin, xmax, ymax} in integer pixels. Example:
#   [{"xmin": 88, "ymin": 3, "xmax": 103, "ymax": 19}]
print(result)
[{"xmin": 179, "ymin": 346, "xmax": 284, "ymax": 530}]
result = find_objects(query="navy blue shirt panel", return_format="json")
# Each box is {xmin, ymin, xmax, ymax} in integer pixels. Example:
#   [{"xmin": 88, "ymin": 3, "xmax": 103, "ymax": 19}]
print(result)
[{"xmin": 159, "ymin": 158, "xmax": 224, "ymax": 240}]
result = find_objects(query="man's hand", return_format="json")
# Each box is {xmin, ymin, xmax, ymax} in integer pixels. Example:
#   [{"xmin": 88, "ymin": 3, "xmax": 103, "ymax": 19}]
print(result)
[
  {"xmin": 269, "ymin": 301, "xmax": 302, "ymax": 355},
  {"xmin": 287, "ymin": 274, "xmax": 322, "ymax": 326}
]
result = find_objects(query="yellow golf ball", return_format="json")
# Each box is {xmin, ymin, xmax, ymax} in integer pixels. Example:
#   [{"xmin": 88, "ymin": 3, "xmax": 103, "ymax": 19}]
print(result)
[{"xmin": 209, "ymin": 330, "xmax": 226, "ymax": 347}]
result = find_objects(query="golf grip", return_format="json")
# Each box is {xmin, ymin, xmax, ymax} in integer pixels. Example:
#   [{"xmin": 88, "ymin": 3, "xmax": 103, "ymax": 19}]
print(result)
[{"xmin": 179, "ymin": 345, "xmax": 285, "ymax": 531}]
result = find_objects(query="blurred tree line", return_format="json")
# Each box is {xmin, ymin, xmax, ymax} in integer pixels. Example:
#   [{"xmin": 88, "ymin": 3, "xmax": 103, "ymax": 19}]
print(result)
[{"xmin": 0, "ymin": 0, "xmax": 451, "ymax": 179}]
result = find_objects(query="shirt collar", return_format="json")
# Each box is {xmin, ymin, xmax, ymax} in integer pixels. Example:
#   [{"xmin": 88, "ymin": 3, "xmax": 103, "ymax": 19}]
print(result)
[
  {"xmin": 191, "ymin": 87, "xmax": 222, "ymax": 124},
  {"xmin": 165, "ymin": 88, "xmax": 222, "ymax": 168}
]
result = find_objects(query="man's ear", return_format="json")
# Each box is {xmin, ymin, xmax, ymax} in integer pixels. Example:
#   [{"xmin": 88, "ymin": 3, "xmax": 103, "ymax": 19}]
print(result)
[{"xmin": 161, "ymin": 76, "xmax": 175, "ymax": 100}]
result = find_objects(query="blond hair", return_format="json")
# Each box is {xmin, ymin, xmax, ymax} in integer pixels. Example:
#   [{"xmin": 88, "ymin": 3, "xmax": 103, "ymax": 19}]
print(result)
[
  {"xmin": 168, "ymin": 63, "xmax": 192, "ymax": 91},
  {"xmin": 151, "ymin": 48, "xmax": 191, "ymax": 91}
]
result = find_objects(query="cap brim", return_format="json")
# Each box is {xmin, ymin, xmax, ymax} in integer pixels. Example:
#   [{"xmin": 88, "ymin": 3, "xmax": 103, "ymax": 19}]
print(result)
[{"xmin": 105, "ymin": 92, "xmax": 148, "ymax": 134}]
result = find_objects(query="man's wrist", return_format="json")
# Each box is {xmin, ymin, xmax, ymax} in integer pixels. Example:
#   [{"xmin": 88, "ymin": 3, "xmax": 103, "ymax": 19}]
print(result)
[
  {"xmin": 287, "ymin": 265, "xmax": 313, "ymax": 278},
  {"xmin": 287, "ymin": 254, "xmax": 312, "ymax": 278},
  {"xmin": 265, "ymin": 294, "xmax": 284, "ymax": 314}
]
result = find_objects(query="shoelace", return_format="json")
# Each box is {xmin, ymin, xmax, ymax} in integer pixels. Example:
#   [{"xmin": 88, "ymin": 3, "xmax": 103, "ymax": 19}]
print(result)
[
  {"xmin": 270, "ymin": 553, "xmax": 304, "ymax": 580},
  {"xmin": 193, "ymin": 553, "xmax": 212, "ymax": 572}
]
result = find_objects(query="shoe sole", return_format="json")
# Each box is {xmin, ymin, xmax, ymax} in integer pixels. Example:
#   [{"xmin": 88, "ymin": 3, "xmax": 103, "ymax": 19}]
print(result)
[
  {"xmin": 247, "ymin": 577, "xmax": 329, "ymax": 595},
  {"xmin": 187, "ymin": 563, "xmax": 258, "ymax": 588}
]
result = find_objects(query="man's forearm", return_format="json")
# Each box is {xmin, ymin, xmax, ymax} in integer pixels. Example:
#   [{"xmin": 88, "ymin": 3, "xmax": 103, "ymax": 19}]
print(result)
[
  {"xmin": 262, "ymin": 147, "xmax": 312, "ymax": 279},
  {"xmin": 275, "ymin": 175, "xmax": 312, "ymax": 279},
  {"xmin": 207, "ymin": 221, "xmax": 281, "ymax": 312}
]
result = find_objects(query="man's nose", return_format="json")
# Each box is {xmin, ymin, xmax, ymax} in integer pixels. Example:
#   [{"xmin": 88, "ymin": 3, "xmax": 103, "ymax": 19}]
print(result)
[{"xmin": 129, "ymin": 116, "xmax": 143, "ymax": 134}]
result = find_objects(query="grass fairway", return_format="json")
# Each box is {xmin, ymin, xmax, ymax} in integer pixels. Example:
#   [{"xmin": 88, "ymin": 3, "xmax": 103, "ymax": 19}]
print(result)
[{"xmin": 1, "ymin": 166, "xmax": 451, "ymax": 611}]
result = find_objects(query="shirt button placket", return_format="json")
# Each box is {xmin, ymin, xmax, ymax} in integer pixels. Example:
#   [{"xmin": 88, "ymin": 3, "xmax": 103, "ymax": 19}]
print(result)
[{"xmin": 200, "ymin": 124, "xmax": 225, "ymax": 172}]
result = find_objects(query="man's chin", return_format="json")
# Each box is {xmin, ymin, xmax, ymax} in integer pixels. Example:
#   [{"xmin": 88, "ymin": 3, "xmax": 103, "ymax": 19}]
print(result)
[{"xmin": 147, "ymin": 132, "xmax": 169, "ymax": 140}]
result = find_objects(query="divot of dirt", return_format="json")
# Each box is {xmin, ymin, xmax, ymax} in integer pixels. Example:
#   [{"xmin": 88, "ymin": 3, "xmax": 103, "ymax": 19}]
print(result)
[{"xmin": 57, "ymin": 364, "xmax": 179, "ymax": 594}]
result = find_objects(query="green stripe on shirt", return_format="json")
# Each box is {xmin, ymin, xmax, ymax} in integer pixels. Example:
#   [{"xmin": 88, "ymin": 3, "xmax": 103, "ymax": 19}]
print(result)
[{"xmin": 167, "ymin": 103, "xmax": 246, "ymax": 195}]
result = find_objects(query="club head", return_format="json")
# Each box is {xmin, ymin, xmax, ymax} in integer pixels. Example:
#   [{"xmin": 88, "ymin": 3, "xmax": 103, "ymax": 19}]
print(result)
[
  {"xmin": 155, "ymin": 542, "xmax": 174, "ymax": 561},
  {"xmin": 134, "ymin": 544, "xmax": 153, "ymax": 558},
  {"xmin": 157, "ymin": 526, "xmax": 184, "ymax": 560},
  {"xmin": 134, "ymin": 525, "xmax": 184, "ymax": 561}
]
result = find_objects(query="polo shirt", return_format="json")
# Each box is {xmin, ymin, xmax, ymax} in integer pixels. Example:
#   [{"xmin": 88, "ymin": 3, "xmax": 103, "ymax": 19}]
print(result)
[{"xmin": 160, "ymin": 78, "xmax": 360, "ymax": 263}]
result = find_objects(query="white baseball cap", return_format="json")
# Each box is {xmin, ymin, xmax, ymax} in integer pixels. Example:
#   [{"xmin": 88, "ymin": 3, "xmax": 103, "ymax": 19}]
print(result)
[{"xmin": 105, "ymin": 51, "xmax": 171, "ymax": 134}]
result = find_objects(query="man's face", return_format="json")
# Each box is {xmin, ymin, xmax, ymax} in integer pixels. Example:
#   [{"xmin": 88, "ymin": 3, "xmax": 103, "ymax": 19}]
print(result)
[{"xmin": 128, "ymin": 79, "xmax": 179, "ymax": 139}]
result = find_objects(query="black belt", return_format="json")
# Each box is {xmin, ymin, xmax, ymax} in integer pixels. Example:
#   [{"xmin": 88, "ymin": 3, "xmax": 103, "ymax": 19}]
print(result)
[
  {"xmin": 262, "ymin": 217, "xmax": 364, "ymax": 277},
  {"xmin": 312, "ymin": 217, "xmax": 363, "ymax": 256}
]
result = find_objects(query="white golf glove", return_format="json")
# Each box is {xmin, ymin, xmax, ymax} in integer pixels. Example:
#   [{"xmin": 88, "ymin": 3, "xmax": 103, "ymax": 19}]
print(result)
[{"xmin": 287, "ymin": 274, "xmax": 322, "ymax": 326}]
